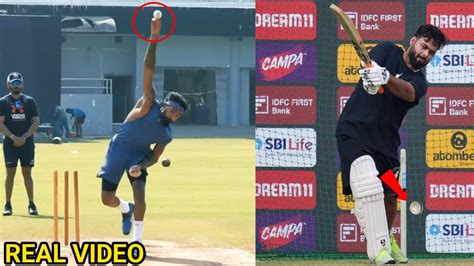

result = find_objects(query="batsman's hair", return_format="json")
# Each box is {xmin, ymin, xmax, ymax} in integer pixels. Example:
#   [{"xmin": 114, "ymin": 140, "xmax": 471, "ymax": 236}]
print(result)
[
  {"xmin": 413, "ymin": 24, "xmax": 447, "ymax": 49},
  {"xmin": 164, "ymin": 91, "xmax": 189, "ymax": 112}
]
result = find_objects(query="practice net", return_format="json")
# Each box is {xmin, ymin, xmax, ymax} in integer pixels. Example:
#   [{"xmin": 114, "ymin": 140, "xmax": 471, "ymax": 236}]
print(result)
[{"xmin": 255, "ymin": 0, "xmax": 474, "ymax": 260}]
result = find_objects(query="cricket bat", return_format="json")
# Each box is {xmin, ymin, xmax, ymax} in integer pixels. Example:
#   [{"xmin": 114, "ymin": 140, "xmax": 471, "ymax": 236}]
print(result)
[{"xmin": 330, "ymin": 3, "xmax": 384, "ymax": 93}]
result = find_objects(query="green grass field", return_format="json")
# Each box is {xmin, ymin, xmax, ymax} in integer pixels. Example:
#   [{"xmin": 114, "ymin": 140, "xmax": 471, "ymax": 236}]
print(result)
[{"xmin": 0, "ymin": 138, "xmax": 255, "ymax": 252}]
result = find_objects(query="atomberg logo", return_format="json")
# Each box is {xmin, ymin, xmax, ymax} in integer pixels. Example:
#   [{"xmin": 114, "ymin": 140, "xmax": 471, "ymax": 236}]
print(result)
[
  {"xmin": 258, "ymin": 216, "xmax": 306, "ymax": 250},
  {"xmin": 426, "ymin": 129, "xmax": 474, "ymax": 168},
  {"xmin": 451, "ymin": 131, "xmax": 467, "ymax": 150},
  {"xmin": 259, "ymin": 45, "xmax": 305, "ymax": 82}
]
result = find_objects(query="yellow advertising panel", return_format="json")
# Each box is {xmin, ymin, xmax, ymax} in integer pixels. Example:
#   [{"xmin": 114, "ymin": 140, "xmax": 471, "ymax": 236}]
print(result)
[
  {"xmin": 426, "ymin": 129, "xmax": 474, "ymax": 168},
  {"xmin": 337, "ymin": 43, "xmax": 403, "ymax": 83},
  {"xmin": 337, "ymin": 172, "xmax": 399, "ymax": 210}
]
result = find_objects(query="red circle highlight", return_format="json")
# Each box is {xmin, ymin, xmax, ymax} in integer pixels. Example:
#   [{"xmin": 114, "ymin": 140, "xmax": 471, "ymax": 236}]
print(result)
[{"xmin": 132, "ymin": 2, "xmax": 176, "ymax": 43}]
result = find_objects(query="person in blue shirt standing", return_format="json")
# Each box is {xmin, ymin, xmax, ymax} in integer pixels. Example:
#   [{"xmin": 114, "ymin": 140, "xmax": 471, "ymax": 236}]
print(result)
[
  {"xmin": 97, "ymin": 14, "xmax": 189, "ymax": 244},
  {"xmin": 336, "ymin": 25, "xmax": 446, "ymax": 264},
  {"xmin": 65, "ymin": 108, "xmax": 86, "ymax": 138}
]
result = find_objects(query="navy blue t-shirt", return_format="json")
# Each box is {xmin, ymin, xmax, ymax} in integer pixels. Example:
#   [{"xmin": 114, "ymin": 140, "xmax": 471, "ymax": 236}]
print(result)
[
  {"xmin": 336, "ymin": 42, "xmax": 428, "ymax": 159},
  {"xmin": 0, "ymin": 94, "xmax": 39, "ymax": 138}
]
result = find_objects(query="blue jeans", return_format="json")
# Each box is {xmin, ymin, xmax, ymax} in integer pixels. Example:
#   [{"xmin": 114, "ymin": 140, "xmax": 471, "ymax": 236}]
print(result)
[{"xmin": 52, "ymin": 117, "xmax": 70, "ymax": 138}]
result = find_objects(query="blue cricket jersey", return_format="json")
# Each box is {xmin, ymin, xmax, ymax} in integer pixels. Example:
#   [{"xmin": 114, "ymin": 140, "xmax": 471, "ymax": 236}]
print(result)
[{"xmin": 113, "ymin": 100, "xmax": 172, "ymax": 153}]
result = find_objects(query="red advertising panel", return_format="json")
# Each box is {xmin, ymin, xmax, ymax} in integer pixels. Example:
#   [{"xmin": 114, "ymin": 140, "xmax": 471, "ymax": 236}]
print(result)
[
  {"xmin": 256, "ymin": 1, "xmax": 317, "ymax": 40},
  {"xmin": 256, "ymin": 170, "xmax": 316, "ymax": 210},
  {"xmin": 426, "ymin": 87, "xmax": 474, "ymax": 126},
  {"xmin": 256, "ymin": 86, "xmax": 317, "ymax": 125},
  {"xmin": 426, "ymin": 172, "xmax": 474, "ymax": 211},
  {"xmin": 427, "ymin": 2, "xmax": 474, "ymax": 41},
  {"xmin": 337, "ymin": 214, "xmax": 400, "ymax": 252},
  {"xmin": 337, "ymin": 2, "xmax": 405, "ymax": 40}
]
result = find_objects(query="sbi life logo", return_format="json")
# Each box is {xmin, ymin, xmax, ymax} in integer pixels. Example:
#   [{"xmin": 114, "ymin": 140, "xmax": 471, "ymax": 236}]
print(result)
[
  {"xmin": 429, "ymin": 54, "xmax": 474, "ymax": 67},
  {"xmin": 429, "ymin": 224, "xmax": 474, "ymax": 237},
  {"xmin": 255, "ymin": 137, "xmax": 313, "ymax": 151}
]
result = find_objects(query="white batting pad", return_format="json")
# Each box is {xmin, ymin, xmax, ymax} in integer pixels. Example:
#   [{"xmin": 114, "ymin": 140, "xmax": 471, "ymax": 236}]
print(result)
[{"xmin": 350, "ymin": 155, "xmax": 391, "ymax": 260}]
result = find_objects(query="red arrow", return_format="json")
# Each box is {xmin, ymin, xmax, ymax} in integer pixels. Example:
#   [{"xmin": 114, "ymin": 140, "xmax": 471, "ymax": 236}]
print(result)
[{"xmin": 378, "ymin": 169, "xmax": 407, "ymax": 201}]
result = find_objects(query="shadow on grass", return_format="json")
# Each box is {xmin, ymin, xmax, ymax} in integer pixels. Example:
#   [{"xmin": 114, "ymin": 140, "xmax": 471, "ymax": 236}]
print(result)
[{"xmin": 15, "ymin": 214, "xmax": 63, "ymax": 220}]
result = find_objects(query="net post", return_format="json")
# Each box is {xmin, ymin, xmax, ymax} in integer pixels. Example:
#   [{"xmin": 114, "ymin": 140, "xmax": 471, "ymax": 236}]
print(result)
[{"xmin": 399, "ymin": 148, "xmax": 407, "ymax": 255}]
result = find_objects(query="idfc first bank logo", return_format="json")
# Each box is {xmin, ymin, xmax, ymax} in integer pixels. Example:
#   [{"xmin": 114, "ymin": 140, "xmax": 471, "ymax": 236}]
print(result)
[{"xmin": 256, "ymin": 128, "xmax": 317, "ymax": 167}]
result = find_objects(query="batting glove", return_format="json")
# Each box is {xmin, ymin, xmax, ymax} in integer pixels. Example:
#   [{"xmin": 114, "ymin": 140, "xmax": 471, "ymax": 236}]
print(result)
[
  {"xmin": 362, "ymin": 80, "xmax": 379, "ymax": 95},
  {"xmin": 358, "ymin": 60, "xmax": 390, "ymax": 86}
]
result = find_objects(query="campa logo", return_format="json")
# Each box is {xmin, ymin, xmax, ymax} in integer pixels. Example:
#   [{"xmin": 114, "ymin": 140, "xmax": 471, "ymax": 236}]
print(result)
[
  {"xmin": 258, "ymin": 216, "xmax": 306, "ymax": 250},
  {"xmin": 256, "ymin": 213, "xmax": 316, "ymax": 252},
  {"xmin": 260, "ymin": 56, "xmax": 305, "ymax": 82},
  {"xmin": 256, "ymin": 43, "xmax": 317, "ymax": 84},
  {"xmin": 260, "ymin": 50, "xmax": 305, "ymax": 78}
]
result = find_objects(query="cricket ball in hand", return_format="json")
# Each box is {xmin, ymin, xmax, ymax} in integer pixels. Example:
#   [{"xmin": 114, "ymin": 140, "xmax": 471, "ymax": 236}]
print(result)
[
  {"xmin": 153, "ymin": 10, "xmax": 162, "ymax": 19},
  {"xmin": 161, "ymin": 158, "xmax": 170, "ymax": 167}
]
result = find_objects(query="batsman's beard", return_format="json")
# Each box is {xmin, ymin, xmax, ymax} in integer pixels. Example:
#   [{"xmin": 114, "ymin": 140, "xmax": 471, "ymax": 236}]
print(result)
[{"xmin": 407, "ymin": 47, "xmax": 428, "ymax": 70}]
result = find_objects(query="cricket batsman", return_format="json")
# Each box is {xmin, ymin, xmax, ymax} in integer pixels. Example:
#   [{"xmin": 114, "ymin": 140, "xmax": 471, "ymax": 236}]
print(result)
[{"xmin": 336, "ymin": 24, "xmax": 446, "ymax": 264}]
